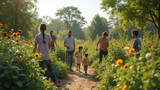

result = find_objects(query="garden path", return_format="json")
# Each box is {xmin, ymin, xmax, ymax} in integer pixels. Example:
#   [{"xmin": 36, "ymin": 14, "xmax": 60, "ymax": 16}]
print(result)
[{"xmin": 57, "ymin": 66, "xmax": 98, "ymax": 90}]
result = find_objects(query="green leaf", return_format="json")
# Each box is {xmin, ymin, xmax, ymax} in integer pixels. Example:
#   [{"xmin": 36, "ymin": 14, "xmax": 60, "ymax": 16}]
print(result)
[{"xmin": 16, "ymin": 81, "xmax": 23, "ymax": 87}]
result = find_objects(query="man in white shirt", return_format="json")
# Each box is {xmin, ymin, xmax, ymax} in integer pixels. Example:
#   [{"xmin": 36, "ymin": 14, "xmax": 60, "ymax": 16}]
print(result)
[{"xmin": 64, "ymin": 31, "xmax": 75, "ymax": 70}]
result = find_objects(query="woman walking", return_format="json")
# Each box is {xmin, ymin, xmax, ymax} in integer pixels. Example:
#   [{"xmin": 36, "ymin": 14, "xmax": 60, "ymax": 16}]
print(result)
[{"xmin": 33, "ymin": 23, "xmax": 60, "ymax": 86}]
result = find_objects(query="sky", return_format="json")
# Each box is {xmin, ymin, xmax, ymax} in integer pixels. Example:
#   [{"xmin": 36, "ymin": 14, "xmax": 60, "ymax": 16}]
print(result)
[{"xmin": 36, "ymin": 0, "xmax": 109, "ymax": 27}]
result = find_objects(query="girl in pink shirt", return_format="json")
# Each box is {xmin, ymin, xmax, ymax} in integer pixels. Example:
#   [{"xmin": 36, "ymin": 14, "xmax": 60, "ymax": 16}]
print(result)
[{"xmin": 75, "ymin": 46, "xmax": 83, "ymax": 72}]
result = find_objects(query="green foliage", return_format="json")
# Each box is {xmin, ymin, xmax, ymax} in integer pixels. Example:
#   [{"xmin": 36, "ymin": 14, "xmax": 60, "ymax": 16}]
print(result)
[
  {"xmin": 0, "ymin": 0, "xmax": 37, "ymax": 38},
  {"xmin": 89, "ymin": 31, "xmax": 160, "ymax": 90},
  {"xmin": 56, "ymin": 6, "xmax": 87, "ymax": 40},
  {"xmin": 101, "ymin": 0, "xmax": 160, "ymax": 38},
  {"xmin": 57, "ymin": 29, "xmax": 69, "ymax": 41},
  {"xmin": 87, "ymin": 14, "xmax": 110, "ymax": 40},
  {"xmin": 0, "ymin": 28, "xmax": 56, "ymax": 89}
]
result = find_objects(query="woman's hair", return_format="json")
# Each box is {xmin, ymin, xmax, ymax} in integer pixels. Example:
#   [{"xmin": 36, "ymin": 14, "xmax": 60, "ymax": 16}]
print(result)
[{"xmin": 39, "ymin": 23, "xmax": 47, "ymax": 44}]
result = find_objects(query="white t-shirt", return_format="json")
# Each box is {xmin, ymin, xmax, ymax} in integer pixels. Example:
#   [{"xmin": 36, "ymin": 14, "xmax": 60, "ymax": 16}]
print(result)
[
  {"xmin": 34, "ymin": 33, "xmax": 52, "ymax": 60},
  {"xmin": 64, "ymin": 36, "xmax": 75, "ymax": 51}
]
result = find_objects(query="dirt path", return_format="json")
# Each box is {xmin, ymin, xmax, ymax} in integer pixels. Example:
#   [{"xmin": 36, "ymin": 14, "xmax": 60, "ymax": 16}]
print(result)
[{"xmin": 57, "ymin": 66, "xmax": 98, "ymax": 90}]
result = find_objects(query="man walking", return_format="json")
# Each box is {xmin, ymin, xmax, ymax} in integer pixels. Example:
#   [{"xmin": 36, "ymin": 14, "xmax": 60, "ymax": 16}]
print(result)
[
  {"xmin": 50, "ymin": 31, "xmax": 57, "ymax": 51},
  {"xmin": 96, "ymin": 31, "xmax": 109, "ymax": 63},
  {"xmin": 64, "ymin": 31, "xmax": 75, "ymax": 70}
]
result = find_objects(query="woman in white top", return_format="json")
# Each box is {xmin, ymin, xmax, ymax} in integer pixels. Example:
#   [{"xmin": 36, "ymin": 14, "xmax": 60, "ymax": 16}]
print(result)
[{"xmin": 33, "ymin": 23, "xmax": 60, "ymax": 86}]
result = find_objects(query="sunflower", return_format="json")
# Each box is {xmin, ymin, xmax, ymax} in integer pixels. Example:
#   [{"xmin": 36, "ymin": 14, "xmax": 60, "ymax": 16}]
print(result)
[
  {"xmin": 2, "ymin": 32, "xmax": 8, "ymax": 37},
  {"xmin": 16, "ymin": 57, "xmax": 21, "ymax": 61},
  {"xmin": 116, "ymin": 59, "xmax": 123, "ymax": 66},
  {"xmin": 122, "ymin": 85, "xmax": 127, "ymax": 90},
  {"xmin": 140, "ymin": 62, "xmax": 144, "ymax": 65},
  {"xmin": 30, "ymin": 41, "xmax": 32, "ymax": 43},
  {"xmin": 17, "ymin": 32, "xmax": 20, "ymax": 36},
  {"xmin": 34, "ymin": 53, "xmax": 39, "ymax": 58},
  {"xmin": 0, "ymin": 23, "xmax": 3, "ymax": 27},
  {"xmin": 124, "ymin": 64, "xmax": 129, "ymax": 68},
  {"xmin": 128, "ymin": 48, "xmax": 135, "ymax": 54},
  {"xmin": 16, "ymin": 39, "xmax": 20, "ymax": 42},
  {"xmin": 121, "ymin": 46, "xmax": 124, "ymax": 48},
  {"xmin": 151, "ymin": 45, "xmax": 155, "ymax": 49},
  {"xmin": 9, "ymin": 31, "xmax": 12, "ymax": 34},
  {"xmin": 13, "ymin": 33, "xmax": 17, "ymax": 37},
  {"xmin": 148, "ymin": 48, "xmax": 151, "ymax": 51}
]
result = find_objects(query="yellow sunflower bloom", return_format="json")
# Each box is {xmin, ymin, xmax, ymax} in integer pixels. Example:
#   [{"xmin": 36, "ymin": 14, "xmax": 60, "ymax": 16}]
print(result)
[
  {"xmin": 34, "ymin": 53, "xmax": 39, "ymax": 58},
  {"xmin": 123, "ymin": 64, "xmax": 129, "ymax": 68},
  {"xmin": 116, "ymin": 59, "xmax": 123, "ymax": 66},
  {"xmin": 13, "ymin": 33, "xmax": 17, "ymax": 37},
  {"xmin": 128, "ymin": 48, "xmax": 135, "ymax": 54},
  {"xmin": 122, "ymin": 85, "xmax": 127, "ymax": 90},
  {"xmin": 2, "ymin": 32, "xmax": 8, "ymax": 37}
]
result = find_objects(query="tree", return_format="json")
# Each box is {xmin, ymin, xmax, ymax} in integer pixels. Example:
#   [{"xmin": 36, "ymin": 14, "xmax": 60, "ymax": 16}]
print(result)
[
  {"xmin": 101, "ymin": 0, "xmax": 160, "ymax": 38},
  {"xmin": 56, "ymin": 6, "xmax": 87, "ymax": 39},
  {"xmin": 0, "ymin": 0, "xmax": 37, "ymax": 38},
  {"xmin": 87, "ymin": 14, "xmax": 111, "ymax": 40}
]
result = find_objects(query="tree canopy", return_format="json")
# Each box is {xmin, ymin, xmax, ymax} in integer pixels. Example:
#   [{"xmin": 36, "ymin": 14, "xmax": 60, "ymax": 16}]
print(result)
[
  {"xmin": 0, "ymin": 0, "xmax": 37, "ymax": 38},
  {"xmin": 87, "ymin": 14, "xmax": 110, "ymax": 40},
  {"xmin": 101, "ymin": 0, "xmax": 160, "ymax": 38}
]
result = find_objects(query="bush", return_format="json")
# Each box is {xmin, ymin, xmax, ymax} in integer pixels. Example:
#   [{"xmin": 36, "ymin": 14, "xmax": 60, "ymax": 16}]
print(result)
[{"xmin": 0, "ymin": 28, "xmax": 56, "ymax": 89}]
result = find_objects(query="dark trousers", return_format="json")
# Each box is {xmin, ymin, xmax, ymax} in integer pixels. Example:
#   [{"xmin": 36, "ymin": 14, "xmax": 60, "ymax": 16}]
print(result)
[
  {"xmin": 99, "ymin": 51, "xmax": 108, "ymax": 63},
  {"xmin": 65, "ymin": 50, "xmax": 74, "ymax": 69},
  {"xmin": 39, "ymin": 59, "xmax": 57, "ymax": 83}
]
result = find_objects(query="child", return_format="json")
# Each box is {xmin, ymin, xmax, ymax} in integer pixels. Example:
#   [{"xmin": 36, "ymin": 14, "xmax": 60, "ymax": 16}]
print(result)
[
  {"xmin": 131, "ymin": 29, "xmax": 141, "ymax": 58},
  {"xmin": 83, "ymin": 53, "xmax": 89, "ymax": 76},
  {"xmin": 18, "ymin": 30, "xmax": 25, "ymax": 40},
  {"xmin": 75, "ymin": 46, "xmax": 83, "ymax": 72}
]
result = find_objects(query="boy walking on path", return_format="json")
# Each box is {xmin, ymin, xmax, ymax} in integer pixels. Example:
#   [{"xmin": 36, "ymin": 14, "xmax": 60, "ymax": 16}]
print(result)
[
  {"xmin": 96, "ymin": 31, "xmax": 109, "ymax": 63},
  {"xmin": 64, "ymin": 31, "xmax": 75, "ymax": 70},
  {"xmin": 131, "ymin": 29, "xmax": 141, "ymax": 58},
  {"xmin": 83, "ymin": 53, "xmax": 89, "ymax": 76}
]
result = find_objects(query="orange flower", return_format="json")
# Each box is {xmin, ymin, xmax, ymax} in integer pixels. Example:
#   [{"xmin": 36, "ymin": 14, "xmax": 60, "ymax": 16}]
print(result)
[
  {"xmin": 116, "ymin": 59, "xmax": 123, "ymax": 66},
  {"xmin": 112, "ymin": 56, "xmax": 114, "ymax": 59},
  {"xmin": 16, "ymin": 57, "xmax": 21, "ymax": 61},
  {"xmin": 24, "ymin": 40, "xmax": 27, "ymax": 43},
  {"xmin": 148, "ymin": 48, "xmax": 151, "ymax": 51},
  {"xmin": 121, "ymin": 46, "xmax": 124, "ymax": 48},
  {"xmin": 30, "ymin": 41, "xmax": 32, "ymax": 43},
  {"xmin": 34, "ymin": 53, "xmax": 39, "ymax": 58},
  {"xmin": 13, "ymin": 33, "xmax": 17, "ymax": 37},
  {"xmin": 2, "ymin": 32, "xmax": 8, "ymax": 37},
  {"xmin": 151, "ymin": 45, "xmax": 155, "ymax": 49},
  {"xmin": 40, "ymin": 53, "xmax": 43, "ymax": 55},
  {"xmin": 17, "ymin": 32, "xmax": 20, "ymax": 36},
  {"xmin": 6, "ymin": 56, "xmax": 8, "ymax": 59},
  {"xmin": 128, "ymin": 48, "xmax": 135, "ymax": 54},
  {"xmin": 9, "ymin": 31, "xmax": 12, "ymax": 34},
  {"xmin": 143, "ymin": 40, "xmax": 145, "ymax": 42},
  {"xmin": 0, "ymin": 23, "xmax": 3, "ymax": 27},
  {"xmin": 145, "ymin": 77, "xmax": 148, "ymax": 80},
  {"xmin": 124, "ymin": 64, "xmax": 129, "ymax": 68},
  {"xmin": 141, "ymin": 62, "xmax": 144, "ymax": 65},
  {"xmin": 16, "ymin": 39, "xmax": 20, "ymax": 42},
  {"xmin": 122, "ymin": 85, "xmax": 127, "ymax": 90}
]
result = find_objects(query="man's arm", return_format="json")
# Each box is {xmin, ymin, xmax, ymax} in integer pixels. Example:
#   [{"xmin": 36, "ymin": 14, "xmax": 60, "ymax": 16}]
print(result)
[{"xmin": 96, "ymin": 40, "xmax": 100, "ymax": 51}]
